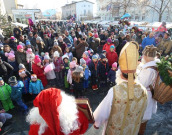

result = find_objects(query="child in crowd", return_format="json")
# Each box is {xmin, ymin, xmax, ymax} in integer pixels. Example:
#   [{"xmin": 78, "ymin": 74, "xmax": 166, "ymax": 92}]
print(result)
[
  {"xmin": 8, "ymin": 76, "xmax": 28, "ymax": 112},
  {"xmin": 89, "ymin": 55, "xmax": 99, "ymax": 90},
  {"xmin": 72, "ymin": 66, "xmax": 84, "ymax": 98},
  {"xmin": 0, "ymin": 77, "xmax": 14, "ymax": 111},
  {"xmin": 67, "ymin": 61, "xmax": 77, "ymax": 93},
  {"xmin": 102, "ymin": 50, "xmax": 107, "ymax": 57},
  {"xmin": 80, "ymin": 58, "xmax": 91, "ymax": 92},
  {"xmin": 43, "ymin": 53, "xmax": 56, "ymax": 86},
  {"xmin": 26, "ymin": 48, "xmax": 35, "ymax": 72},
  {"xmin": 88, "ymin": 49, "xmax": 94, "ymax": 59},
  {"xmin": 106, "ymin": 45, "xmax": 118, "ymax": 68},
  {"xmin": 65, "ymin": 47, "xmax": 73, "ymax": 62},
  {"xmin": 5, "ymin": 51, "xmax": 19, "ymax": 77},
  {"xmin": 53, "ymin": 51, "xmax": 64, "ymax": 87},
  {"xmin": 107, "ymin": 62, "xmax": 117, "ymax": 87},
  {"xmin": 98, "ymin": 54, "xmax": 109, "ymax": 87},
  {"xmin": 82, "ymin": 51, "xmax": 91, "ymax": 66},
  {"xmin": 62, "ymin": 54, "xmax": 70, "ymax": 89},
  {"xmin": 32, "ymin": 55, "xmax": 47, "ymax": 87},
  {"xmin": 19, "ymin": 69, "xmax": 31, "ymax": 102},
  {"xmin": 72, "ymin": 57, "xmax": 78, "ymax": 64},
  {"xmin": 18, "ymin": 63, "xmax": 31, "ymax": 78},
  {"xmin": 40, "ymin": 52, "xmax": 45, "ymax": 61},
  {"xmin": 29, "ymin": 74, "xmax": 44, "ymax": 99}
]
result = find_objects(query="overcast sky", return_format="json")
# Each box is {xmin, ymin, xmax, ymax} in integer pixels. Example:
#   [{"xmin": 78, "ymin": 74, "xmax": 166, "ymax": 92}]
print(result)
[{"xmin": 18, "ymin": 0, "xmax": 97, "ymax": 13}]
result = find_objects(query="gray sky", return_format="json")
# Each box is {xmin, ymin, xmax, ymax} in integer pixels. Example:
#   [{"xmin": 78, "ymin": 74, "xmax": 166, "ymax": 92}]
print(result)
[{"xmin": 18, "ymin": 0, "xmax": 97, "ymax": 13}]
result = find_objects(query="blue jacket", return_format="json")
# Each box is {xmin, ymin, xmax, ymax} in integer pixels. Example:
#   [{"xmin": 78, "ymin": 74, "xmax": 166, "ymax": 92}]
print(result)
[
  {"xmin": 29, "ymin": 79, "xmax": 44, "ymax": 94},
  {"xmin": 11, "ymin": 81, "xmax": 23, "ymax": 101},
  {"xmin": 67, "ymin": 35, "xmax": 73, "ymax": 45},
  {"xmin": 83, "ymin": 65, "xmax": 91, "ymax": 80},
  {"xmin": 142, "ymin": 36, "xmax": 156, "ymax": 49},
  {"xmin": 108, "ymin": 69, "xmax": 116, "ymax": 83},
  {"xmin": 20, "ymin": 77, "xmax": 30, "ymax": 94}
]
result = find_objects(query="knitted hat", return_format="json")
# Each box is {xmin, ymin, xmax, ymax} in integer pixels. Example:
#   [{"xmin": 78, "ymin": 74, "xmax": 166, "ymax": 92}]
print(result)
[
  {"xmin": 62, "ymin": 54, "xmax": 69, "ymax": 61},
  {"xmin": 74, "ymin": 66, "xmax": 83, "ymax": 72},
  {"xmin": 8, "ymin": 76, "xmax": 17, "ymax": 85},
  {"xmin": 0, "ymin": 77, "xmax": 3, "ymax": 81},
  {"xmin": 88, "ymin": 49, "xmax": 94, "ymax": 54},
  {"xmin": 10, "ymin": 36, "xmax": 15, "ymax": 40},
  {"xmin": 110, "ymin": 45, "xmax": 115, "ymax": 49},
  {"xmin": 31, "ymin": 74, "xmax": 37, "ymax": 79},
  {"xmin": 70, "ymin": 61, "xmax": 77, "ymax": 69},
  {"xmin": 142, "ymin": 45, "xmax": 157, "ymax": 58},
  {"xmin": 26, "ymin": 48, "xmax": 32, "ymax": 53},
  {"xmin": 112, "ymin": 62, "xmax": 117, "ymax": 69},
  {"xmin": 89, "ymin": 33, "xmax": 93, "ymax": 37},
  {"xmin": 19, "ymin": 63, "xmax": 25, "ymax": 70},
  {"xmin": 100, "ymin": 54, "xmax": 106, "ymax": 59},
  {"xmin": 92, "ymin": 54, "xmax": 98, "ymax": 60},
  {"xmin": 17, "ymin": 45, "xmax": 23, "ymax": 50},
  {"xmin": 94, "ymin": 34, "xmax": 98, "ymax": 38},
  {"xmin": 44, "ymin": 54, "xmax": 50, "ymax": 60},
  {"xmin": 80, "ymin": 58, "xmax": 86, "ymax": 66},
  {"xmin": 36, "ymin": 37, "xmax": 42, "ymax": 42},
  {"xmin": 41, "ymin": 52, "xmax": 45, "ymax": 57},
  {"xmin": 54, "ymin": 51, "xmax": 60, "ymax": 57},
  {"xmin": 54, "ymin": 42, "xmax": 58, "ymax": 46},
  {"xmin": 26, "ymin": 40, "xmax": 31, "ymax": 46},
  {"xmin": 83, "ymin": 51, "xmax": 89, "ymax": 57},
  {"xmin": 5, "ymin": 51, "xmax": 15, "ymax": 59},
  {"xmin": 107, "ymin": 38, "xmax": 112, "ymax": 43},
  {"xmin": 34, "ymin": 55, "xmax": 41, "ymax": 64}
]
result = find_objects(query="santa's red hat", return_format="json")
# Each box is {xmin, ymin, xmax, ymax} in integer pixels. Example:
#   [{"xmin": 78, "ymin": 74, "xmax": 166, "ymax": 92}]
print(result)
[{"xmin": 33, "ymin": 88, "xmax": 62, "ymax": 135}]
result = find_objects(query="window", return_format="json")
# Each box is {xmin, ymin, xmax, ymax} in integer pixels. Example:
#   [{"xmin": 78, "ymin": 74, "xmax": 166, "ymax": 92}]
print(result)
[
  {"xmin": 84, "ymin": 10, "xmax": 86, "ymax": 15},
  {"xmin": 84, "ymin": 5, "xmax": 86, "ymax": 7}
]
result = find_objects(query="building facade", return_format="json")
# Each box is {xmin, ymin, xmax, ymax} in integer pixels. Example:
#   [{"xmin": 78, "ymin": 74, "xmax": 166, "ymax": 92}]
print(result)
[
  {"xmin": 96, "ymin": 0, "xmax": 172, "ymax": 22},
  {"xmin": 62, "ymin": 0, "xmax": 94, "ymax": 21},
  {"xmin": 0, "ymin": 0, "xmax": 6, "ymax": 16},
  {"xmin": 3, "ymin": 0, "xmax": 18, "ymax": 18}
]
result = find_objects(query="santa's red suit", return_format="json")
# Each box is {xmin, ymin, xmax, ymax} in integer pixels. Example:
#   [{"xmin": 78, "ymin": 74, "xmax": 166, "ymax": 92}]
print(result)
[{"xmin": 26, "ymin": 88, "xmax": 89, "ymax": 135}]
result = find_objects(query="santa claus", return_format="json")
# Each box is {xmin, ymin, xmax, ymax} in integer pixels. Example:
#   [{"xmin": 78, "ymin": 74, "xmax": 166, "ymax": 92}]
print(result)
[{"xmin": 26, "ymin": 88, "xmax": 89, "ymax": 135}]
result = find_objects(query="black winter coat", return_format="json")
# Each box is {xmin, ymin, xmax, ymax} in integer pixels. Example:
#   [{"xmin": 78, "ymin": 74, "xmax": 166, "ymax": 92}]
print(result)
[
  {"xmin": 0, "ymin": 60, "xmax": 13, "ymax": 76},
  {"xmin": 89, "ymin": 61, "xmax": 99, "ymax": 77},
  {"xmin": 98, "ymin": 61, "xmax": 109, "ymax": 79}
]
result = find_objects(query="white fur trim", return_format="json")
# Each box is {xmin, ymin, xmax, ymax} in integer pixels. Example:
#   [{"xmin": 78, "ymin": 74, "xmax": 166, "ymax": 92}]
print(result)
[{"xmin": 26, "ymin": 91, "xmax": 79, "ymax": 135}]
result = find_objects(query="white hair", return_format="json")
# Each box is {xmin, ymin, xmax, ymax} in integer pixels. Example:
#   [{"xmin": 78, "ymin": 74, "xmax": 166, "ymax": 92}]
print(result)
[{"xmin": 26, "ymin": 91, "xmax": 79, "ymax": 135}]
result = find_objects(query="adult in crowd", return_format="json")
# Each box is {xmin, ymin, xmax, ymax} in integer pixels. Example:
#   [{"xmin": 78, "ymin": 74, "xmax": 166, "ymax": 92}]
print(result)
[
  {"xmin": 142, "ymin": 32, "xmax": 156, "ymax": 49},
  {"xmin": 15, "ymin": 45, "xmax": 28, "ymax": 70},
  {"xmin": 157, "ymin": 32, "xmax": 172, "ymax": 56},
  {"xmin": 74, "ymin": 37, "xmax": 89, "ymax": 61}
]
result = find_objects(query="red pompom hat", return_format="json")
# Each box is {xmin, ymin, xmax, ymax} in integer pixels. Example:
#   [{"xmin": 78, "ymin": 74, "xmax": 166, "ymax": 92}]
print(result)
[{"xmin": 34, "ymin": 55, "xmax": 41, "ymax": 64}]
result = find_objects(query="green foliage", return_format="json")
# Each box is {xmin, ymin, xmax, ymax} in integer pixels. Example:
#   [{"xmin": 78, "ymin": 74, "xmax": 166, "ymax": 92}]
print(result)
[
  {"xmin": 157, "ymin": 56, "xmax": 172, "ymax": 85},
  {"xmin": 0, "ymin": 13, "xmax": 14, "ymax": 37}
]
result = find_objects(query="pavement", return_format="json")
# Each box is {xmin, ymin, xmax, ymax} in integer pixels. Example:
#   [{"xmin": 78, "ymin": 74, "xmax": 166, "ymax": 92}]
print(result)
[{"xmin": 1, "ymin": 86, "xmax": 172, "ymax": 135}]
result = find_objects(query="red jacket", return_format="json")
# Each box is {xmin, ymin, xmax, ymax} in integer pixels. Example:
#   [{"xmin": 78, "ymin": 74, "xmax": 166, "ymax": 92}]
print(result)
[
  {"xmin": 106, "ymin": 51, "xmax": 118, "ymax": 67},
  {"xmin": 103, "ymin": 43, "xmax": 115, "ymax": 53},
  {"xmin": 32, "ymin": 63, "xmax": 47, "ymax": 87}
]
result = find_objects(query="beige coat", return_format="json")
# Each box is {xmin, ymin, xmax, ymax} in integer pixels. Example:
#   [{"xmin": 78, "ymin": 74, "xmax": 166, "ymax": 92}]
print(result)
[{"xmin": 158, "ymin": 38, "xmax": 172, "ymax": 55}]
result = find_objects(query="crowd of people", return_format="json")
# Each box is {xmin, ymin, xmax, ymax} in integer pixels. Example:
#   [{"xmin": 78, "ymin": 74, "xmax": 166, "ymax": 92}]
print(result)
[{"xmin": 0, "ymin": 20, "xmax": 171, "ymax": 134}]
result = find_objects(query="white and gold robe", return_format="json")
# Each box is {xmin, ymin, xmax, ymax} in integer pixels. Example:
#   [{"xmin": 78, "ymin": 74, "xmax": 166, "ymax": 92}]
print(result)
[{"xmin": 93, "ymin": 81, "xmax": 147, "ymax": 135}]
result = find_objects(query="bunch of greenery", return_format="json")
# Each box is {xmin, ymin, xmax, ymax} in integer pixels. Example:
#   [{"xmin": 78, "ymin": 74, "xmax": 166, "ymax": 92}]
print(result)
[{"xmin": 157, "ymin": 55, "xmax": 172, "ymax": 85}]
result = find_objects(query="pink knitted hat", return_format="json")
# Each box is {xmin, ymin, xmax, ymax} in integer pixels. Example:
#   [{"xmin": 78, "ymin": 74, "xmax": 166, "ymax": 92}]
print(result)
[
  {"xmin": 5, "ymin": 51, "xmax": 15, "ymax": 59},
  {"xmin": 112, "ymin": 62, "xmax": 117, "ymax": 69},
  {"xmin": 107, "ymin": 38, "xmax": 112, "ymax": 43},
  {"xmin": 17, "ymin": 45, "xmax": 23, "ymax": 50},
  {"xmin": 10, "ymin": 36, "xmax": 15, "ymax": 40},
  {"xmin": 26, "ymin": 48, "xmax": 32, "ymax": 53},
  {"xmin": 94, "ymin": 34, "xmax": 98, "ymax": 38},
  {"xmin": 34, "ymin": 55, "xmax": 41, "ymax": 64}
]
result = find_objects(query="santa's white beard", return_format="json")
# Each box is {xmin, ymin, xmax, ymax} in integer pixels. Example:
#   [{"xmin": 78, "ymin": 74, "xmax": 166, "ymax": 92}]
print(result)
[{"xmin": 26, "ymin": 91, "xmax": 79, "ymax": 135}]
